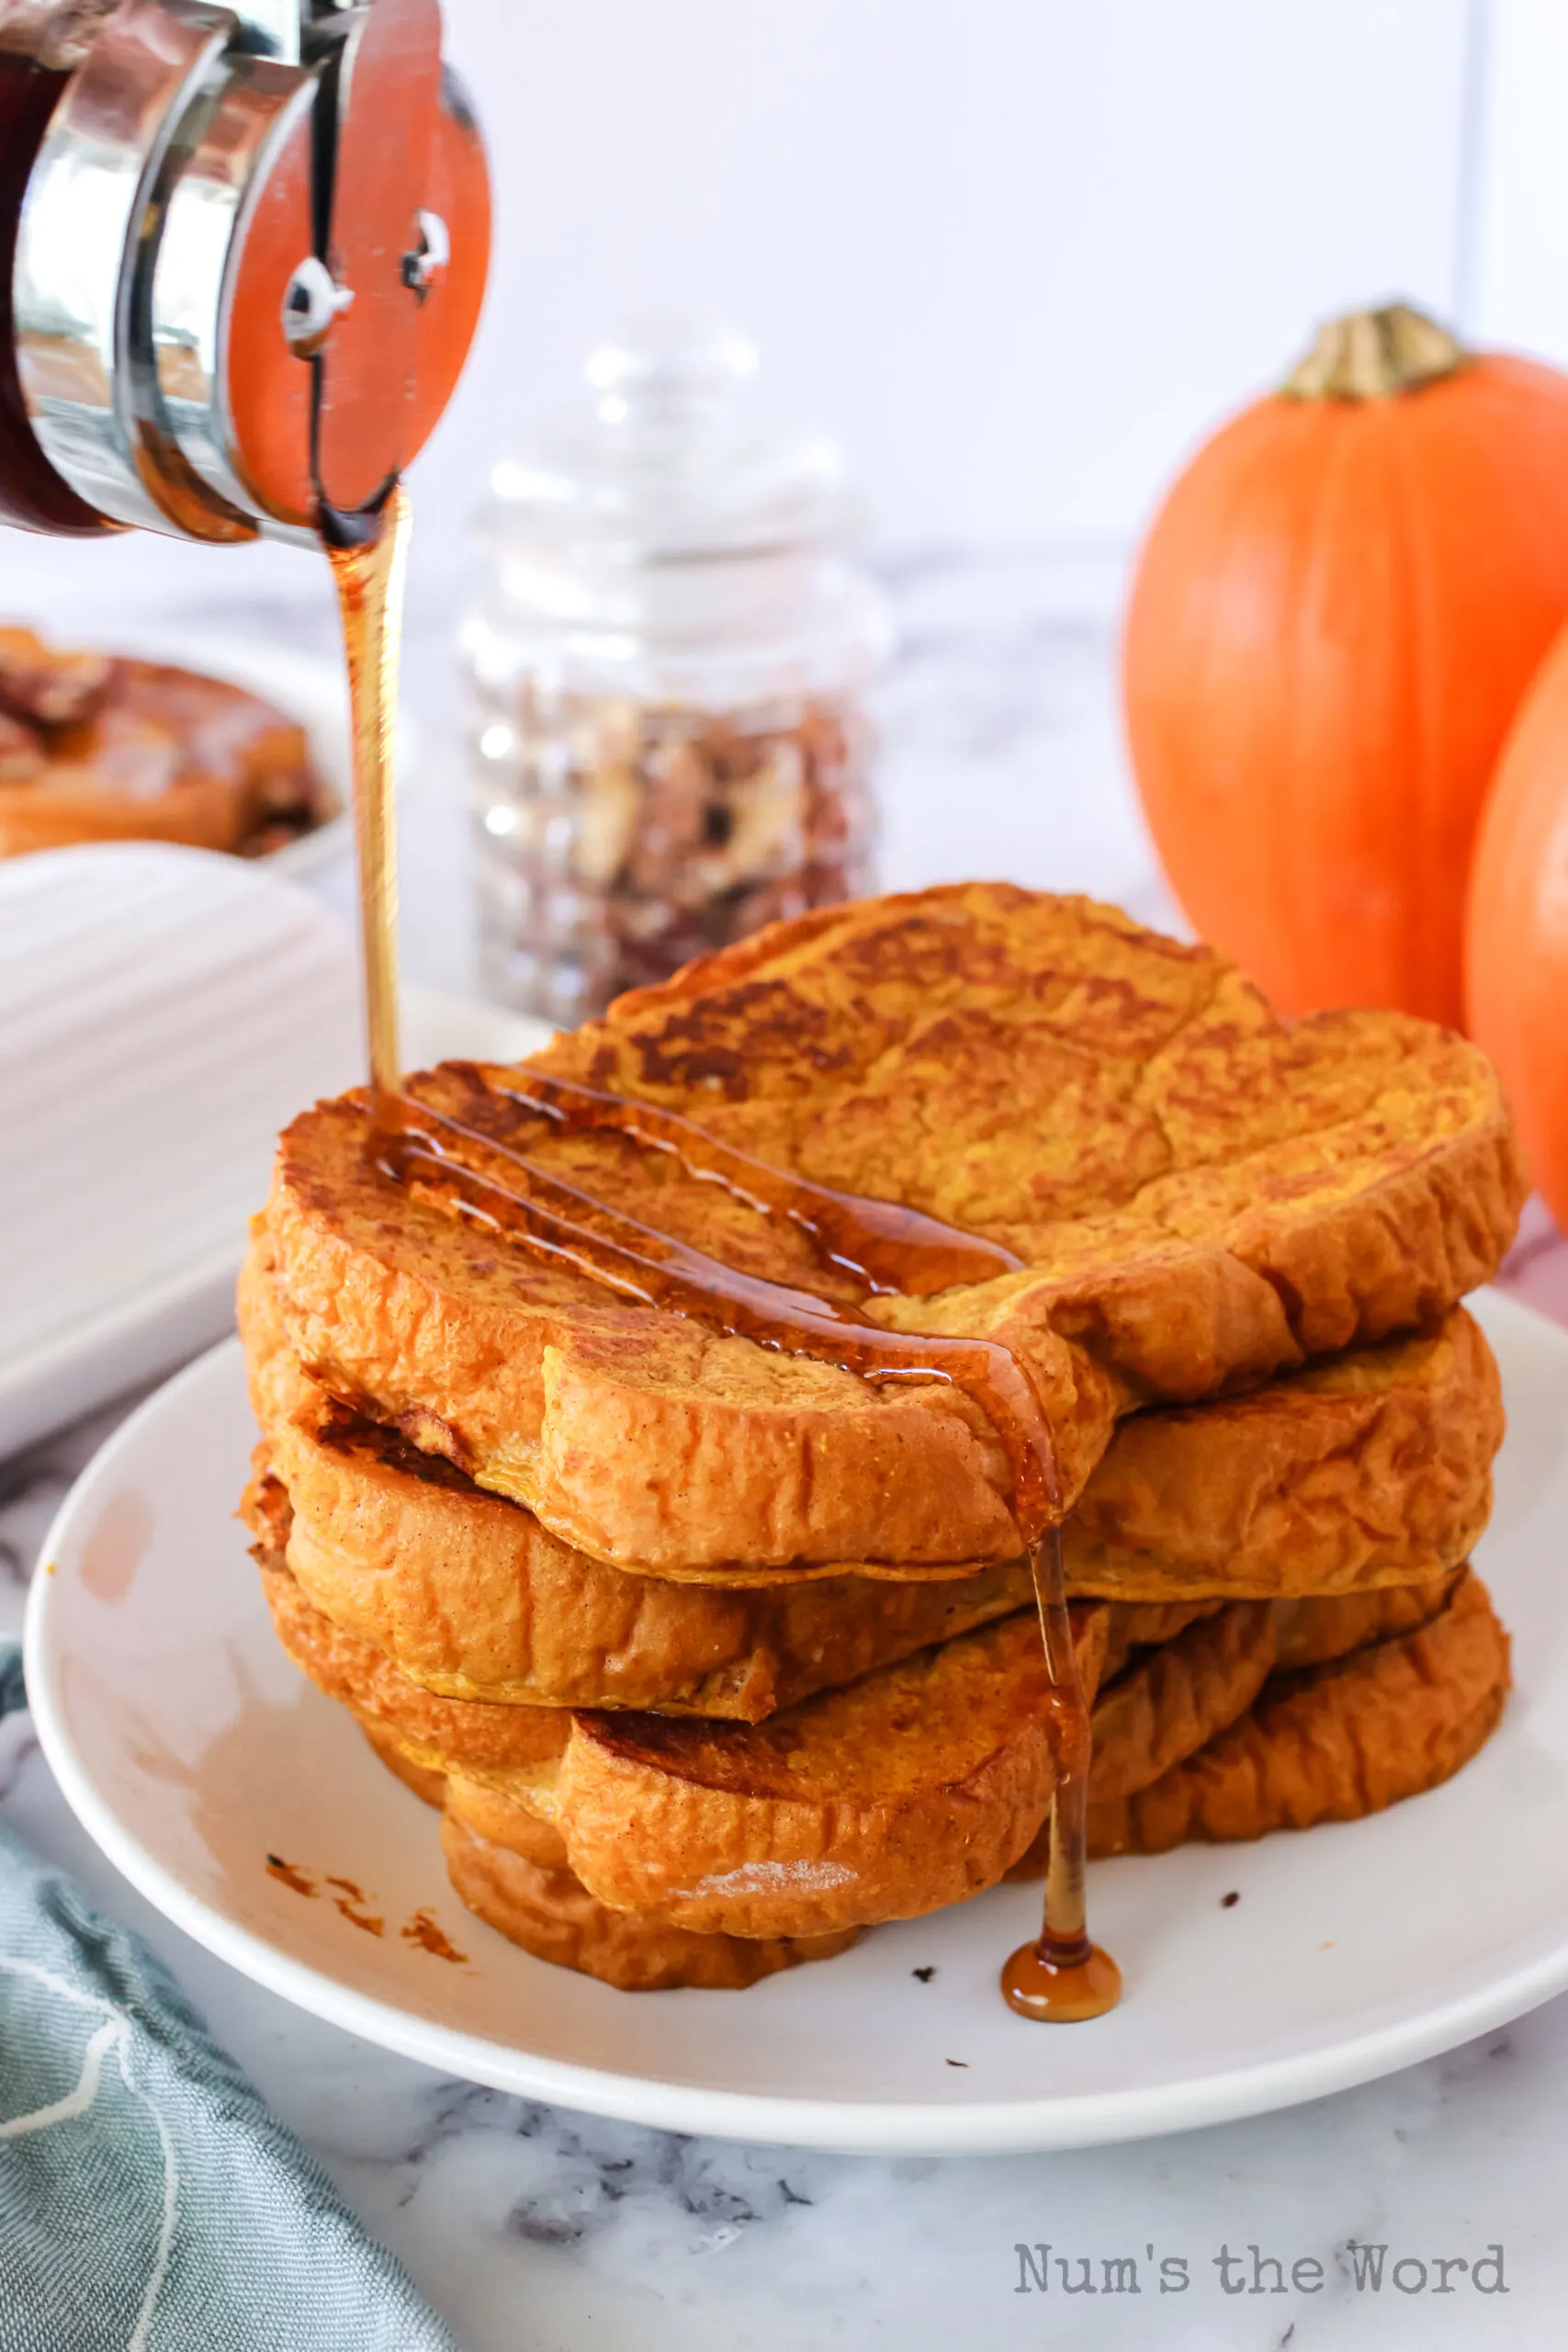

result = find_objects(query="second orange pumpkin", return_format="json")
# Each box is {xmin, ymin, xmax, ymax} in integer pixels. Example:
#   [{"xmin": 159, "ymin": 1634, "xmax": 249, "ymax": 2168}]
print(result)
[
  {"xmin": 1122, "ymin": 304, "xmax": 1568, "ymax": 1027},
  {"xmin": 1466, "ymin": 617, "xmax": 1568, "ymax": 1232}
]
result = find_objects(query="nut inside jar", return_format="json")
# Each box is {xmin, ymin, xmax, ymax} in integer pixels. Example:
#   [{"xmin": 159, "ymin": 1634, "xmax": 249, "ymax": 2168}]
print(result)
[{"xmin": 474, "ymin": 689, "xmax": 876, "ymax": 1022}]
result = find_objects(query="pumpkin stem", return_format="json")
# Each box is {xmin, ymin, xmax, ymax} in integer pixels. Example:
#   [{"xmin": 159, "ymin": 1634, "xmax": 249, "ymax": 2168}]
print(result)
[{"xmin": 1283, "ymin": 301, "xmax": 1466, "ymax": 401}]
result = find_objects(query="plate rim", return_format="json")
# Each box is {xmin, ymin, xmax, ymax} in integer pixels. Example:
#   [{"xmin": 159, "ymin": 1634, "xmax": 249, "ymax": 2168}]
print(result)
[{"xmin": 23, "ymin": 1298, "xmax": 1568, "ymax": 2156}]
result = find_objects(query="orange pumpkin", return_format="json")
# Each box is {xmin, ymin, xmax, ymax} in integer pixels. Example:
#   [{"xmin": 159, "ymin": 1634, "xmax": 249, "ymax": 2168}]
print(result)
[
  {"xmin": 1122, "ymin": 303, "xmax": 1568, "ymax": 1026},
  {"xmin": 1466, "ymin": 622, "xmax": 1568, "ymax": 1227}
]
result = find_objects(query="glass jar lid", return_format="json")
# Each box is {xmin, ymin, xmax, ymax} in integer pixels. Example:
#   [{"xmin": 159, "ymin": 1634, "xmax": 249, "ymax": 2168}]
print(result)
[{"xmin": 480, "ymin": 318, "xmax": 859, "ymax": 570}]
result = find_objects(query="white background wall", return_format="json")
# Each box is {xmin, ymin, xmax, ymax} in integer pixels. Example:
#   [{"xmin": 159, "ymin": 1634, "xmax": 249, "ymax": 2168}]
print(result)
[
  {"xmin": 1468, "ymin": 1, "xmax": 1568, "ymax": 361},
  {"xmin": 430, "ymin": 0, "xmax": 1477, "ymax": 565},
  {"xmin": 7, "ymin": 0, "xmax": 1562, "ymax": 616}
]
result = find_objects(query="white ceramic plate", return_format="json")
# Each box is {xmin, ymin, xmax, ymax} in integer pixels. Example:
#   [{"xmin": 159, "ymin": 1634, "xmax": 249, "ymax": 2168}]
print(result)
[{"xmin": 24, "ymin": 1288, "xmax": 1568, "ymax": 2155}]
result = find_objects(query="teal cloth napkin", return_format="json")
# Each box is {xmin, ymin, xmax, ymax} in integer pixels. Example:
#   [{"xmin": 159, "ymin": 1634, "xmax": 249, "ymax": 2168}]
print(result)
[{"xmin": 0, "ymin": 1656, "xmax": 457, "ymax": 2352}]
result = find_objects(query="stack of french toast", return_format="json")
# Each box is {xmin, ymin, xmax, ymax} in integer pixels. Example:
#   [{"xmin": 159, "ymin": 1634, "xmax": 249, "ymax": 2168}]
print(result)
[{"xmin": 239, "ymin": 887, "xmax": 1525, "ymax": 1990}]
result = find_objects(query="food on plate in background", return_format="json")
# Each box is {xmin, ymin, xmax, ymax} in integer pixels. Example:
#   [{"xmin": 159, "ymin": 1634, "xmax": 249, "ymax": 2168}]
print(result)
[
  {"xmin": 0, "ymin": 627, "xmax": 335, "ymax": 858},
  {"xmin": 1122, "ymin": 301, "xmax": 1568, "ymax": 1029},
  {"xmin": 1466, "ymin": 614, "xmax": 1568, "ymax": 1232},
  {"xmin": 463, "ymin": 320, "xmax": 887, "ymax": 1024},
  {"xmin": 241, "ymin": 885, "xmax": 1522, "ymax": 1992}
]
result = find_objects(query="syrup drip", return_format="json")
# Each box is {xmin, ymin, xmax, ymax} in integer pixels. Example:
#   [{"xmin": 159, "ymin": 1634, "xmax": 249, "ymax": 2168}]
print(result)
[
  {"xmin": 1000, "ymin": 1523, "xmax": 1122, "ymax": 2023},
  {"xmin": 327, "ymin": 485, "xmax": 412, "ymax": 1105}
]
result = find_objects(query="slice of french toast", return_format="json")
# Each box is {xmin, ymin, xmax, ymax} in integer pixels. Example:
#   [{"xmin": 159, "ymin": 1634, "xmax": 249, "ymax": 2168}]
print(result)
[
  {"xmin": 271, "ymin": 1548, "xmax": 1496, "ymax": 1952},
  {"xmin": 1087, "ymin": 1569, "xmax": 1508, "ymax": 1856},
  {"xmin": 243, "ymin": 1234, "xmax": 1501, "ymax": 1713},
  {"xmin": 1009, "ymin": 1569, "xmax": 1466, "ymax": 1871},
  {"xmin": 446, "ymin": 1607, "xmax": 1111, "ymax": 1941},
  {"xmin": 354, "ymin": 1713, "xmax": 856, "ymax": 1991},
  {"xmin": 0, "ymin": 646, "xmax": 325, "ymax": 856},
  {"xmin": 439, "ymin": 1812, "xmax": 860, "ymax": 1993},
  {"xmin": 263, "ymin": 887, "xmax": 1524, "ymax": 1576},
  {"xmin": 243, "ymin": 1240, "xmax": 1043, "ymax": 1718},
  {"xmin": 1064, "ymin": 1309, "xmax": 1499, "ymax": 1601}
]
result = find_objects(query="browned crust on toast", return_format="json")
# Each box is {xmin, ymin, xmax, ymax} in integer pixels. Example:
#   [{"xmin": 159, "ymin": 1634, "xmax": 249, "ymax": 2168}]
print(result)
[
  {"xmin": 360, "ymin": 1718, "xmax": 450, "ymax": 1808},
  {"xmin": 243, "ymin": 1236, "xmax": 1499, "ymax": 1733},
  {"xmin": 440, "ymin": 1810, "xmax": 860, "ymax": 1991},
  {"xmin": 264, "ymin": 888, "xmax": 1523, "ymax": 1575},
  {"xmin": 243, "ymin": 1242, "xmax": 1042, "ymax": 1717},
  {"xmin": 1065, "ymin": 1311, "xmax": 1501, "ymax": 1600},
  {"xmin": 357, "ymin": 1714, "xmax": 859, "ymax": 1989},
  {"xmin": 1271, "ymin": 1571, "xmax": 1465, "ymax": 1673},
  {"xmin": 1097, "ymin": 1600, "xmax": 1224, "ymax": 1687},
  {"xmin": 261, "ymin": 1550, "xmax": 569, "ymax": 1771},
  {"xmin": 510, "ymin": 1607, "xmax": 1110, "ymax": 1939},
  {"xmin": 1087, "ymin": 1570, "xmax": 1509, "ymax": 1856},
  {"xmin": 1088, "ymin": 1601, "xmax": 1279, "ymax": 1804}
]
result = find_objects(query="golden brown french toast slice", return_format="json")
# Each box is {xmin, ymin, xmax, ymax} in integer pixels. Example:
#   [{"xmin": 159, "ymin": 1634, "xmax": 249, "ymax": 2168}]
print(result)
[
  {"xmin": 354, "ymin": 1711, "xmax": 856, "ymax": 1990},
  {"xmin": 1088, "ymin": 1570, "xmax": 1508, "ymax": 1856},
  {"xmin": 243, "ymin": 1236, "xmax": 1500, "ymax": 1720},
  {"xmin": 0, "ymin": 645, "xmax": 325, "ymax": 857},
  {"xmin": 1066, "ymin": 1310, "xmax": 1500, "ymax": 1601},
  {"xmin": 1010, "ymin": 1570, "xmax": 1466, "ymax": 1871},
  {"xmin": 250, "ymin": 1448, "xmax": 1036, "ymax": 1718},
  {"xmin": 440, "ymin": 1813, "xmax": 860, "ymax": 1992},
  {"xmin": 445, "ymin": 1607, "xmax": 1111, "ymax": 1942},
  {"xmin": 264, "ymin": 887, "xmax": 1523, "ymax": 1576},
  {"xmin": 243, "ymin": 1247, "xmax": 1042, "ymax": 1718}
]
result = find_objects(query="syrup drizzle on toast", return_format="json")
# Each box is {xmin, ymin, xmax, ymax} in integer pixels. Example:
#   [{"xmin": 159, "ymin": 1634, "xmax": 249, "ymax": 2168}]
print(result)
[
  {"xmin": 374, "ymin": 1074, "xmax": 1055, "ymax": 1532},
  {"xmin": 484, "ymin": 1068, "xmax": 1024, "ymax": 1298}
]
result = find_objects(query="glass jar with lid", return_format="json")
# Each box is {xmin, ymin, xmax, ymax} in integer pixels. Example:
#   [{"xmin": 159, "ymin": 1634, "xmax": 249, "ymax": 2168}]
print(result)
[{"xmin": 461, "ymin": 321, "xmax": 891, "ymax": 1023}]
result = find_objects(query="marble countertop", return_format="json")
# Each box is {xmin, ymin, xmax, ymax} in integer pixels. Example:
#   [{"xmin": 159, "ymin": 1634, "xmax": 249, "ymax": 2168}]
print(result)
[{"xmin": 4, "ymin": 543, "xmax": 1567, "ymax": 2351}]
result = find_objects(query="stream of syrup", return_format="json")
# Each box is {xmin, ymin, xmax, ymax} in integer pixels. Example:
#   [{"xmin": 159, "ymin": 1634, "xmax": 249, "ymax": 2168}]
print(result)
[
  {"xmin": 327, "ymin": 484, "xmax": 412, "ymax": 1102},
  {"xmin": 999, "ymin": 1523, "xmax": 1123, "ymax": 2023},
  {"xmin": 332, "ymin": 491, "xmax": 1118, "ymax": 2021}
]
